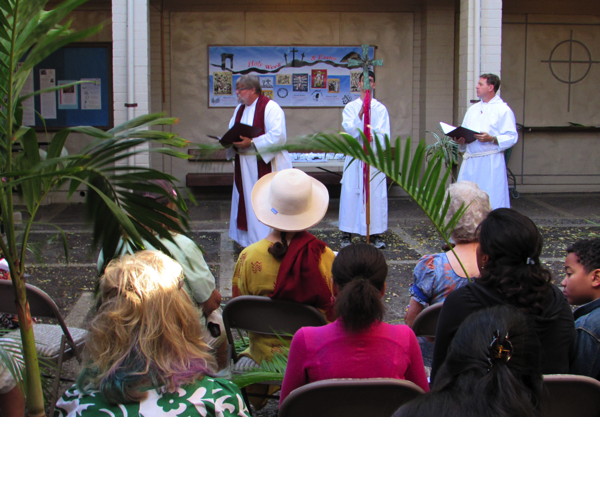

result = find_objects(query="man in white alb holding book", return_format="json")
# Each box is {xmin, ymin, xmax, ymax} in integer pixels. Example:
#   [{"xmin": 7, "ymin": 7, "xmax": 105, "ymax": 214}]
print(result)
[{"xmin": 455, "ymin": 73, "xmax": 518, "ymax": 209}]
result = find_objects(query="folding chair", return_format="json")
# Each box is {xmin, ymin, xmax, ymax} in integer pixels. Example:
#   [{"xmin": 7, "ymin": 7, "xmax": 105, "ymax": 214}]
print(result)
[
  {"xmin": 223, "ymin": 295, "xmax": 327, "ymax": 364},
  {"xmin": 540, "ymin": 374, "xmax": 600, "ymax": 417},
  {"xmin": 0, "ymin": 280, "xmax": 88, "ymax": 414},
  {"xmin": 223, "ymin": 296, "xmax": 326, "ymax": 410},
  {"xmin": 278, "ymin": 378, "xmax": 425, "ymax": 417},
  {"xmin": 411, "ymin": 302, "xmax": 443, "ymax": 340}
]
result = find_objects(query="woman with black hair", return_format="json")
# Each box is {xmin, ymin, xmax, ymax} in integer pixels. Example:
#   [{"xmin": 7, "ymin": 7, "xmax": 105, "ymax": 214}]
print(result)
[
  {"xmin": 430, "ymin": 208, "xmax": 575, "ymax": 381},
  {"xmin": 395, "ymin": 305, "xmax": 543, "ymax": 417},
  {"xmin": 279, "ymin": 243, "xmax": 429, "ymax": 404}
]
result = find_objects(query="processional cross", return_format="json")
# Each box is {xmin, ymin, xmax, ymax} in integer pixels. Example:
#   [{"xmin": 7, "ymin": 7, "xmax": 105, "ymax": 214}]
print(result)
[{"xmin": 348, "ymin": 45, "xmax": 383, "ymax": 243}]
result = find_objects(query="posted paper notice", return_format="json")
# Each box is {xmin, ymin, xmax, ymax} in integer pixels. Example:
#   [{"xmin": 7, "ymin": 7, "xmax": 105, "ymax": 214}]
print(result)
[
  {"xmin": 81, "ymin": 78, "xmax": 101, "ymax": 110},
  {"xmin": 39, "ymin": 68, "xmax": 57, "ymax": 119}
]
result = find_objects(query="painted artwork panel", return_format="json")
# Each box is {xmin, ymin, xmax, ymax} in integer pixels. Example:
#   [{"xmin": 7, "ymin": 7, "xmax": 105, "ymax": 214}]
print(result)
[{"xmin": 208, "ymin": 45, "xmax": 376, "ymax": 107}]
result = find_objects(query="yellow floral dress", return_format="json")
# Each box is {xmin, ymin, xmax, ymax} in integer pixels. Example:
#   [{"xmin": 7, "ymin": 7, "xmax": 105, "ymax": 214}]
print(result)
[{"xmin": 232, "ymin": 238, "xmax": 335, "ymax": 364}]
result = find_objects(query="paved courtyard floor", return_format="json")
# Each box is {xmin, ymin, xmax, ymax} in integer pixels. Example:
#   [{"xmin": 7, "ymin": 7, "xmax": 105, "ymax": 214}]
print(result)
[{"xmin": 25, "ymin": 190, "xmax": 600, "ymax": 325}]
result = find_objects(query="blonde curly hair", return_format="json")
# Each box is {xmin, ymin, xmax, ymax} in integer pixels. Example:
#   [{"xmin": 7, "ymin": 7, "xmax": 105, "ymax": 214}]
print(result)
[{"xmin": 79, "ymin": 250, "xmax": 216, "ymax": 404}]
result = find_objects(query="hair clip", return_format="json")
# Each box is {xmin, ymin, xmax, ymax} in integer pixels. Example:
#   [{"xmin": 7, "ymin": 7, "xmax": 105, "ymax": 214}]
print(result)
[
  {"xmin": 487, "ymin": 329, "xmax": 513, "ymax": 369},
  {"xmin": 526, "ymin": 257, "xmax": 535, "ymax": 265}
]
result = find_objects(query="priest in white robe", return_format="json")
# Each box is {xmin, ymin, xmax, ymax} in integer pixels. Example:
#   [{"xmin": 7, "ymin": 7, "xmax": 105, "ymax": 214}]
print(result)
[
  {"xmin": 339, "ymin": 71, "xmax": 390, "ymax": 249},
  {"xmin": 228, "ymin": 75, "xmax": 292, "ymax": 247},
  {"xmin": 456, "ymin": 73, "xmax": 518, "ymax": 210}
]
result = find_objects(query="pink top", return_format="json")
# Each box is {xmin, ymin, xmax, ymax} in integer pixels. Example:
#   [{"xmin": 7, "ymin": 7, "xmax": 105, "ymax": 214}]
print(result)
[{"xmin": 279, "ymin": 320, "xmax": 429, "ymax": 403}]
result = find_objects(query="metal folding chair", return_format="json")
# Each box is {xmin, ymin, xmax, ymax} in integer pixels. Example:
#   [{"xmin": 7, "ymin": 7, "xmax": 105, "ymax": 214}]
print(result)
[
  {"xmin": 540, "ymin": 374, "xmax": 600, "ymax": 417},
  {"xmin": 411, "ymin": 302, "xmax": 444, "ymax": 341},
  {"xmin": 278, "ymin": 378, "xmax": 425, "ymax": 417},
  {"xmin": 0, "ymin": 280, "xmax": 88, "ymax": 414},
  {"xmin": 223, "ymin": 295, "xmax": 327, "ymax": 364},
  {"xmin": 223, "ymin": 295, "xmax": 327, "ymax": 411}
]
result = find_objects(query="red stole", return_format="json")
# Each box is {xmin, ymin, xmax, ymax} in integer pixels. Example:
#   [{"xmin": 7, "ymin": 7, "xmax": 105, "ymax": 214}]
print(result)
[
  {"xmin": 269, "ymin": 231, "xmax": 334, "ymax": 321},
  {"xmin": 362, "ymin": 91, "xmax": 372, "ymax": 214},
  {"xmin": 234, "ymin": 94, "xmax": 271, "ymax": 231}
]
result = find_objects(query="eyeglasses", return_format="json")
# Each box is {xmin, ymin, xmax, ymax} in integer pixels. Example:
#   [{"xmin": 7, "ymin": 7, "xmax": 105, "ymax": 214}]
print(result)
[{"xmin": 236, "ymin": 87, "xmax": 250, "ymax": 92}]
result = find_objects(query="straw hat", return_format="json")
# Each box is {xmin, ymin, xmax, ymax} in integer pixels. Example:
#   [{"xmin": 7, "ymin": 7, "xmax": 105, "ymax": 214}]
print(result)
[{"xmin": 251, "ymin": 168, "xmax": 329, "ymax": 232}]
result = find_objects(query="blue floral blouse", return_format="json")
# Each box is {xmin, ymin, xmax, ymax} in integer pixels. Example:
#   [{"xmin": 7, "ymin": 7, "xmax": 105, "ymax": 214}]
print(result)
[{"xmin": 409, "ymin": 253, "xmax": 469, "ymax": 307}]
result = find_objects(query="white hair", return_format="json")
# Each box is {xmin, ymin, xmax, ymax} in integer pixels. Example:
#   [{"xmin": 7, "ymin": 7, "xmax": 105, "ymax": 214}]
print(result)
[{"xmin": 445, "ymin": 181, "xmax": 491, "ymax": 243}]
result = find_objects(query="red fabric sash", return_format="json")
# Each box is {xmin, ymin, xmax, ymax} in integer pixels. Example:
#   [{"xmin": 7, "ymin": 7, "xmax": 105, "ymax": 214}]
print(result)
[
  {"xmin": 362, "ymin": 90, "xmax": 372, "ymax": 231},
  {"xmin": 234, "ymin": 94, "xmax": 271, "ymax": 231},
  {"xmin": 269, "ymin": 231, "xmax": 334, "ymax": 321}
]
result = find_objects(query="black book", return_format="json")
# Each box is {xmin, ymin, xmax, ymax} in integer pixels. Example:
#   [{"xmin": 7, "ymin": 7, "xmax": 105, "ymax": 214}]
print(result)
[
  {"xmin": 440, "ymin": 122, "xmax": 478, "ymax": 144},
  {"xmin": 208, "ymin": 122, "xmax": 263, "ymax": 147}
]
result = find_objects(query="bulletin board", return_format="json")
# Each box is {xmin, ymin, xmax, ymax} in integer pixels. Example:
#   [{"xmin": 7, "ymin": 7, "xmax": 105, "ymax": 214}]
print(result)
[
  {"xmin": 23, "ymin": 43, "xmax": 113, "ymax": 130},
  {"xmin": 208, "ymin": 45, "xmax": 376, "ymax": 108}
]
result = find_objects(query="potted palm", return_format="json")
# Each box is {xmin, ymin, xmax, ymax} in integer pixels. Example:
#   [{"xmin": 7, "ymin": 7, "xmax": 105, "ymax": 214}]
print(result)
[
  {"xmin": 425, "ymin": 129, "xmax": 460, "ymax": 181},
  {"xmin": 1, "ymin": 0, "xmax": 191, "ymax": 415}
]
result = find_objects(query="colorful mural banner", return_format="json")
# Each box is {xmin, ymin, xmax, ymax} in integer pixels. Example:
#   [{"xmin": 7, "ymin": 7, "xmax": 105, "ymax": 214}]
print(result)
[{"xmin": 208, "ymin": 45, "xmax": 376, "ymax": 108}]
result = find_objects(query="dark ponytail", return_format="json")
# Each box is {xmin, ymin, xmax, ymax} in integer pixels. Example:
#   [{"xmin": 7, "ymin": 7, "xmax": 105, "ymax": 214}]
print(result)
[
  {"xmin": 268, "ymin": 231, "xmax": 289, "ymax": 260},
  {"xmin": 332, "ymin": 243, "xmax": 387, "ymax": 331}
]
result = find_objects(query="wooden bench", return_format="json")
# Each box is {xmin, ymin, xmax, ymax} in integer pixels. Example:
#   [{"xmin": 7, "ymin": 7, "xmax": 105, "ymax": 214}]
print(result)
[{"xmin": 185, "ymin": 148, "xmax": 343, "ymax": 187}]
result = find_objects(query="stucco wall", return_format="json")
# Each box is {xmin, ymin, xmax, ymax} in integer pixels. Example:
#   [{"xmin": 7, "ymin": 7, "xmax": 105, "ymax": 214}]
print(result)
[
  {"xmin": 502, "ymin": 13, "xmax": 600, "ymax": 192},
  {"xmin": 38, "ymin": 1, "xmax": 600, "ymax": 198}
]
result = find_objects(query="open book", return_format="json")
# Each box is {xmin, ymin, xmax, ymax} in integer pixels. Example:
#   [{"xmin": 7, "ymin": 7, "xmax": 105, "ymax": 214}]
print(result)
[
  {"xmin": 440, "ymin": 122, "xmax": 478, "ymax": 143},
  {"xmin": 208, "ymin": 122, "xmax": 263, "ymax": 147}
]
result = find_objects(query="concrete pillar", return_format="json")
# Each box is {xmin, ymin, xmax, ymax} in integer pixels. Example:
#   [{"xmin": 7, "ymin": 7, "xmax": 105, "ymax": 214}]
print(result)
[
  {"xmin": 457, "ymin": 0, "xmax": 503, "ymax": 119},
  {"xmin": 112, "ymin": 0, "xmax": 150, "ymax": 166}
]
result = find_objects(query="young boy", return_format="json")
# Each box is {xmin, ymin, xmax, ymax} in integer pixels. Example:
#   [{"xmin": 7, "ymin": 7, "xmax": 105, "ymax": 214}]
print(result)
[{"xmin": 561, "ymin": 238, "xmax": 600, "ymax": 379}]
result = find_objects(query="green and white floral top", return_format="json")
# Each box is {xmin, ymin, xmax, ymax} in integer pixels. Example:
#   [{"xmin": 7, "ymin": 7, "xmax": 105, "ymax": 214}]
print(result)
[{"xmin": 55, "ymin": 377, "xmax": 250, "ymax": 417}]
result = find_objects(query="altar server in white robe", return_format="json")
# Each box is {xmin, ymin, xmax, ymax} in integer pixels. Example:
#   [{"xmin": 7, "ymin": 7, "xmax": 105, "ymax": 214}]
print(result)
[
  {"xmin": 456, "ymin": 73, "xmax": 518, "ymax": 210},
  {"xmin": 229, "ymin": 75, "xmax": 292, "ymax": 247},
  {"xmin": 339, "ymin": 71, "xmax": 390, "ymax": 249}
]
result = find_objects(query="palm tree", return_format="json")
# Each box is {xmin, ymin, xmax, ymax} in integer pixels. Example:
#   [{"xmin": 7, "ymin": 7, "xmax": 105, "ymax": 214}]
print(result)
[{"xmin": 1, "ymin": 0, "xmax": 190, "ymax": 415}]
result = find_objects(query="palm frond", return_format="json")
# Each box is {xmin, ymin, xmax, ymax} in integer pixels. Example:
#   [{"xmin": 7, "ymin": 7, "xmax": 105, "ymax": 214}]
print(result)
[
  {"xmin": 229, "ymin": 331, "xmax": 290, "ymax": 389},
  {"xmin": 0, "ymin": 336, "xmax": 25, "ymax": 390},
  {"xmin": 231, "ymin": 351, "xmax": 289, "ymax": 389},
  {"xmin": 284, "ymin": 132, "xmax": 466, "ymax": 243}
]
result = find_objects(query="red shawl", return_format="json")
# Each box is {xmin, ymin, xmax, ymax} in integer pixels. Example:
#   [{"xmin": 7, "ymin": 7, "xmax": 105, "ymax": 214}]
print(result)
[
  {"xmin": 269, "ymin": 231, "xmax": 334, "ymax": 321},
  {"xmin": 234, "ymin": 94, "xmax": 271, "ymax": 231}
]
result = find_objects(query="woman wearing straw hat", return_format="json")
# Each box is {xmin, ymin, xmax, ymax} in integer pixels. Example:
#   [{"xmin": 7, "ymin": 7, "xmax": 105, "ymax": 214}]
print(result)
[{"xmin": 232, "ymin": 168, "xmax": 335, "ymax": 369}]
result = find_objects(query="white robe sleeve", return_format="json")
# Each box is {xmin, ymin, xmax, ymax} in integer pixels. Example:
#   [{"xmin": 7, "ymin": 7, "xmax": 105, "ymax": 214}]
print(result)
[
  {"xmin": 341, "ymin": 99, "xmax": 363, "ymax": 138},
  {"xmin": 494, "ymin": 107, "xmax": 518, "ymax": 151},
  {"xmin": 252, "ymin": 100, "xmax": 287, "ymax": 164},
  {"xmin": 370, "ymin": 100, "xmax": 391, "ymax": 145}
]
